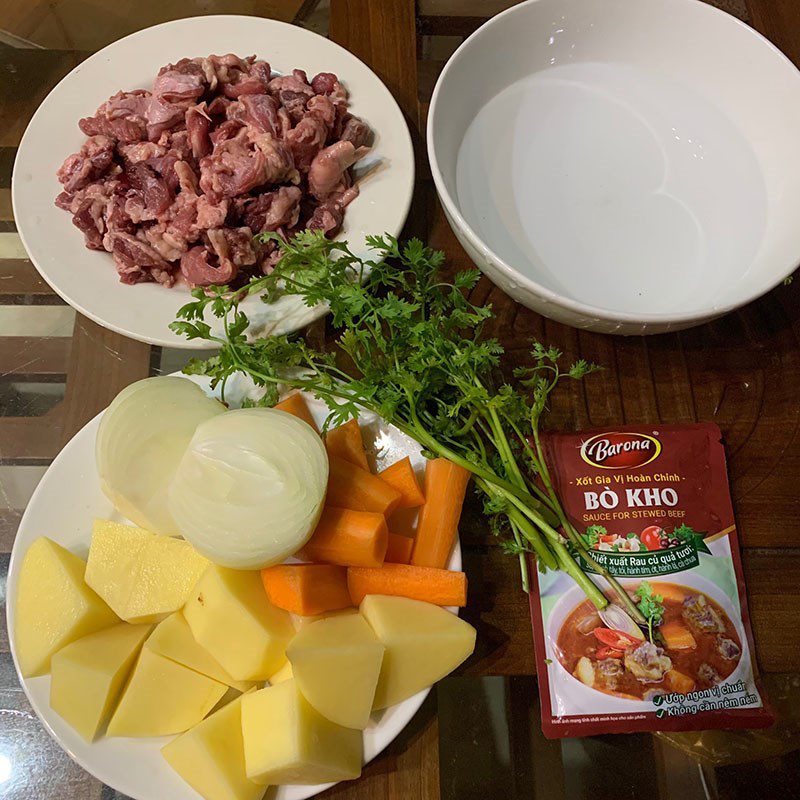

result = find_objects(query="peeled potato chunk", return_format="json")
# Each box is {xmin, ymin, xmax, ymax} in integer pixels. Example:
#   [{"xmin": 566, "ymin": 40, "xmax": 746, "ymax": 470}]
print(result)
[
  {"xmin": 162, "ymin": 693, "xmax": 266, "ymax": 800},
  {"xmin": 287, "ymin": 613, "xmax": 384, "ymax": 729},
  {"xmin": 241, "ymin": 681, "xmax": 362, "ymax": 786},
  {"xmin": 50, "ymin": 622, "xmax": 152, "ymax": 741},
  {"xmin": 146, "ymin": 612, "xmax": 254, "ymax": 692},
  {"xmin": 359, "ymin": 594, "xmax": 476, "ymax": 709},
  {"xmin": 107, "ymin": 648, "xmax": 227, "ymax": 737},
  {"xmin": 183, "ymin": 566, "xmax": 294, "ymax": 682},
  {"xmin": 15, "ymin": 537, "xmax": 119, "ymax": 677},
  {"xmin": 85, "ymin": 520, "xmax": 209, "ymax": 623}
]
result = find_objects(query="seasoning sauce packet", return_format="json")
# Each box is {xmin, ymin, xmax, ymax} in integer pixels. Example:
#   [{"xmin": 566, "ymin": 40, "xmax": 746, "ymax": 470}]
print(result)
[{"xmin": 529, "ymin": 423, "xmax": 772, "ymax": 738}]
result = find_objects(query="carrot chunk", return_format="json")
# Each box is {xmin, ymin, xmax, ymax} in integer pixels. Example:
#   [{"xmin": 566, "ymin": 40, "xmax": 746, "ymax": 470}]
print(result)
[
  {"xmin": 378, "ymin": 457, "xmax": 425, "ymax": 509},
  {"xmin": 347, "ymin": 563, "xmax": 467, "ymax": 607},
  {"xmin": 665, "ymin": 669, "xmax": 696, "ymax": 694},
  {"xmin": 325, "ymin": 419, "xmax": 369, "ymax": 470},
  {"xmin": 326, "ymin": 456, "xmax": 402, "ymax": 515},
  {"xmin": 410, "ymin": 459, "xmax": 471, "ymax": 569},
  {"xmin": 659, "ymin": 621, "xmax": 696, "ymax": 650},
  {"xmin": 274, "ymin": 392, "xmax": 318, "ymax": 432},
  {"xmin": 385, "ymin": 532, "xmax": 414, "ymax": 564},
  {"xmin": 260, "ymin": 564, "xmax": 351, "ymax": 616},
  {"xmin": 301, "ymin": 507, "xmax": 388, "ymax": 567}
]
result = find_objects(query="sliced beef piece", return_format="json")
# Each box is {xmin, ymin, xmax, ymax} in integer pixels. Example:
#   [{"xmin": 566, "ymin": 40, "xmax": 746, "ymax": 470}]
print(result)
[
  {"xmin": 624, "ymin": 641, "xmax": 672, "ymax": 684},
  {"xmin": 186, "ymin": 103, "xmax": 212, "ymax": 159},
  {"xmin": 239, "ymin": 94, "xmax": 280, "ymax": 136},
  {"xmin": 310, "ymin": 71, "xmax": 348, "ymax": 106},
  {"xmin": 79, "ymin": 90, "xmax": 150, "ymax": 143},
  {"xmin": 716, "ymin": 637, "xmax": 741, "ymax": 661},
  {"xmin": 285, "ymin": 114, "xmax": 328, "ymax": 172},
  {"xmin": 118, "ymin": 141, "xmax": 167, "ymax": 163},
  {"xmin": 180, "ymin": 242, "xmax": 236, "ymax": 286},
  {"xmin": 682, "ymin": 595, "xmax": 724, "ymax": 634},
  {"xmin": 222, "ymin": 58, "xmax": 271, "ymax": 98},
  {"xmin": 71, "ymin": 198, "xmax": 106, "ymax": 249},
  {"xmin": 208, "ymin": 226, "xmax": 256, "ymax": 267},
  {"xmin": 340, "ymin": 114, "xmax": 371, "ymax": 148},
  {"xmin": 306, "ymin": 95, "xmax": 336, "ymax": 132},
  {"xmin": 123, "ymin": 161, "xmax": 172, "ymax": 217},
  {"xmin": 57, "ymin": 135, "xmax": 116, "ymax": 193},
  {"xmin": 199, "ymin": 129, "xmax": 267, "ymax": 198},
  {"xmin": 308, "ymin": 140, "xmax": 369, "ymax": 200},
  {"xmin": 145, "ymin": 95, "xmax": 185, "ymax": 142},
  {"xmin": 305, "ymin": 199, "xmax": 344, "ymax": 238},
  {"xmin": 698, "ymin": 663, "xmax": 721, "ymax": 687},
  {"xmin": 153, "ymin": 58, "xmax": 207, "ymax": 105},
  {"xmin": 107, "ymin": 230, "xmax": 173, "ymax": 285},
  {"xmin": 250, "ymin": 133, "xmax": 299, "ymax": 185},
  {"xmin": 240, "ymin": 186, "xmax": 302, "ymax": 233}
]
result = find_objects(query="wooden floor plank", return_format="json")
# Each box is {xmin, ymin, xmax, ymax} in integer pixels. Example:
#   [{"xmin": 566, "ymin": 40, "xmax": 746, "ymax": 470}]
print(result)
[
  {"xmin": 0, "ymin": 409, "xmax": 62, "ymax": 462},
  {"xmin": 0, "ymin": 336, "xmax": 70, "ymax": 378},
  {"xmin": 747, "ymin": 0, "xmax": 800, "ymax": 63},
  {"xmin": 60, "ymin": 315, "xmax": 150, "ymax": 442},
  {"xmin": 0, "ymin": 260, "xmax": 55, "ymax": 298},
  {"xmin": 330, "ymin": 0, "xmax": 419, "ymax": 125}
]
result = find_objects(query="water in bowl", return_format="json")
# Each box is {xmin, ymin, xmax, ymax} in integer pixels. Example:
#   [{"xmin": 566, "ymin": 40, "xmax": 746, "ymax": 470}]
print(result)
[{"xmin": 456, "ymin": 62, "xmax": 768, "ymax": 315}]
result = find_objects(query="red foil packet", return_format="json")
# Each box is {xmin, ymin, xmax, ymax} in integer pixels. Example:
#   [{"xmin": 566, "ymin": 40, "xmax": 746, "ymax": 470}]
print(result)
[{"xmin": 529, "ymin": 422, "xmax": 773, "ymax": 738}]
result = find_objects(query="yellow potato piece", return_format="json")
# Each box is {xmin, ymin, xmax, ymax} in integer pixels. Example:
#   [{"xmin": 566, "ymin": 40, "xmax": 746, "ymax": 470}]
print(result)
[
  {"xmin": 85, "ymin": 520, "xmax": 209, "ymax": 623},
  {"xmin": 287, "ymin": 614, "xmax": 384, "ymax": 729},
  {"xmin": 50, "ymin": 622, "xmax": 152, "ymax": 741},
  {"xmin": 162, "ymin": 693, "xmax": 265, "ymax": 800},
  {"xmin": 241, "ymin": 681, "xmax": 362, "ymax": 786},
  {"xmin": 146, "ymin": 612, "xmax": 254, "ymax": 692},
  {"xmin": 184, "ymin": 566, "xmax": 293, "ymax": 682},
  {"xmin": 14, "ymin": 537, "xmax": 119, "ymax": 678},
  {"xmin": 268, "ymin": 660, "xmax": 293, "ymax": 685},
  {"xmin": 359, "ymin": 595, "xmax": 476, "ymax": 710},
  {"xmin": 107, "ymin": 648, "xmax": 227, "ymax": 737}
]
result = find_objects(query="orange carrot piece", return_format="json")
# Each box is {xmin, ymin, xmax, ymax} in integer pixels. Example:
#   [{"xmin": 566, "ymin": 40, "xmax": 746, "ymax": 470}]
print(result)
[
  {"xmin": 326, "ymin": 456, "xmax": 402, "ymax": 515},
  {"xmin": 410, "ymin": 458, "xmax": 471, "ymax": 569},
  {"xmin": 325, "ymin": 419, "xmax": 369, "ymax": 471},
  {"xmin": 347, "ymin": 564, "xmax": 467, "ymax": 607},
  {"xmin": 378, "ymin": 457, "xmax": 425, "ymax": 509},
  {"xmin": 274, "ymin": 392, "xmax": 318, "ymax": 432},
  {"xmin": 301, "ymin": 507, "xmax": 388, "ymax": 567},
  {"xmin": 260, "ymin": 564, "xmax": 351, "ymax": 616},
  {"xmin": 665, "ymin": 669, "xmax": 696, "ymax": 694},
  {"xmin": 385, "ymin": 532, "xmax": 414, "ymax": 564}
]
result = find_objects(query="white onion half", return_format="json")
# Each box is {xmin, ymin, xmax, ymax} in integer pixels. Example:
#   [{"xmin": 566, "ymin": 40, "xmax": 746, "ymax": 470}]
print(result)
[
  {"xmin": 168, "ymin": 407, "xmax": 329, "ymax": 569},
  {"xmin": 96, "ymin": 377, "xmax": 226, "ymax": 535}
]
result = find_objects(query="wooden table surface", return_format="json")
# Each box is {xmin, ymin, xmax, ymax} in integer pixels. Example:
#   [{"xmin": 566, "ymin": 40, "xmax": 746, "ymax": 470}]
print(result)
[{"xmin": 1, "ymin": 1, "xmax": 800, "ymax": 798}]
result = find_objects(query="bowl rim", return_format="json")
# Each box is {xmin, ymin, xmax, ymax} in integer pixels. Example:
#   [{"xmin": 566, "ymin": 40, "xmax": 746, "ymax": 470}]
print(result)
[{"xmin": 426, "ymin": 0, "xmax": 800, "ymax": 326}]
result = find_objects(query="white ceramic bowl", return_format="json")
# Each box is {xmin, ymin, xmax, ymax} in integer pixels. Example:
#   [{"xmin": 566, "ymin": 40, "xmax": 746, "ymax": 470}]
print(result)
[
  {"xmin": 427, "ymin": 0, "xmax": 800, "ymax": 334},
  {"xmin": 13, "ymin": 15, "xmax": 414, "ymax": 347}
]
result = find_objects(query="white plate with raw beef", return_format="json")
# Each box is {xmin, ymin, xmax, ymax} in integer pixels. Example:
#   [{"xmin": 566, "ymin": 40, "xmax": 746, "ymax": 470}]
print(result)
[{"xmin": 12, "ymin": 15, "xmax": 414, "ymax": 347}]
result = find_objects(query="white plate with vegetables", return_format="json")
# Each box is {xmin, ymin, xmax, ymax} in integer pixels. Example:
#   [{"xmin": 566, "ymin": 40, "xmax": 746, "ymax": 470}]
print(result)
[{"xmin": 6, "ymin": 376, "xmax": 471, "ymax": 800}]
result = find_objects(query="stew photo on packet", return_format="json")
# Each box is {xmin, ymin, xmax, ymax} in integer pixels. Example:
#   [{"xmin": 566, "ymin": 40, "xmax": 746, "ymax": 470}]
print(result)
[{"xmin": 530, "ymin": 423, "xmax": 772, "ymax": 738}]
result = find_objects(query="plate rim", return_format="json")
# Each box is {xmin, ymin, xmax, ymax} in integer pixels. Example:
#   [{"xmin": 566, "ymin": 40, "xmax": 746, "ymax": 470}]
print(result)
[
  {"xmin": 6, "ymin": 380, "xmax": 460, "ymax": 800},
  {"xmin": 12, "ymin": 14, "xmax": 415, "ymax": 348}
]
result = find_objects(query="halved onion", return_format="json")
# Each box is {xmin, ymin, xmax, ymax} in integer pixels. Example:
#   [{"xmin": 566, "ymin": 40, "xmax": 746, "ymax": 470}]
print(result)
[
  {"xmin": 168, "ymin": 407, "xmax": 329, "ymax": 569},
  {"xmin": 96, "ymin": 377, "xmax": 225, "ymax": 535}
]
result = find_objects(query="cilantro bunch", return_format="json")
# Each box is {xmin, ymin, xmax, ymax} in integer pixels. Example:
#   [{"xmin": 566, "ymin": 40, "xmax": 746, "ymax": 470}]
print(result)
[{"xmin": 171, "ymin": 231, "xmax": 646, "ymax": 624}]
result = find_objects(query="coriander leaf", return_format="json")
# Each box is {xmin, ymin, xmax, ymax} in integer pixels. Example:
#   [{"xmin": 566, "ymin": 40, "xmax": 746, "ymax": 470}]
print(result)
[{"xmin": 672, "ymin": 523, "xmax": 711, "ymax": 555}]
